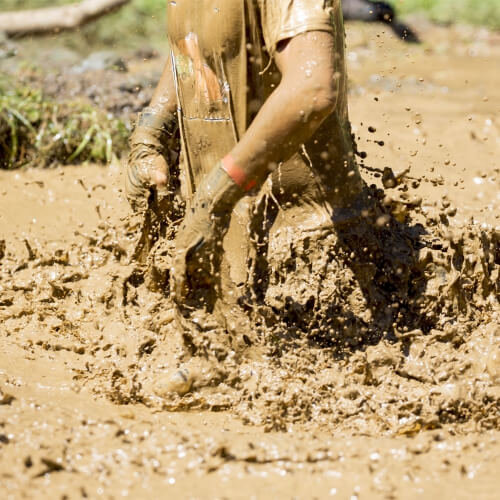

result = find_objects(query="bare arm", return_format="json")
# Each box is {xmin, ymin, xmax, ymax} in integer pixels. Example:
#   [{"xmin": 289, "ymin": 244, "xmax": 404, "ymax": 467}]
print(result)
[
  {"xmin": 148, "ymin": 54, "xmax": 178, "ymax": 115},
  {"xmin": 125, "ymin": 54, "xmax": 178, "ymax": 208},
  {"xmin": 229, "ymin": 30, "xmax": 340, "ymax": 183}
]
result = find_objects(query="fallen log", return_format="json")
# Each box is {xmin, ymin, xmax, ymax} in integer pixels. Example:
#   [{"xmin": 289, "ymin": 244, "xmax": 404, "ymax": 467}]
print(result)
[{"xmin": 0, "ymin": 0, "xmax": 130, "ymax": 37}]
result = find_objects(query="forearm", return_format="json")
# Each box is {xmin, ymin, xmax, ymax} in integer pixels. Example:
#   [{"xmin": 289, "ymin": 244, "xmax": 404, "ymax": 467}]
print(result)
[
  {"xmin": 228, "ymin": 31, "xmax": 338, "ymax": 187},
  {"xmin": 148, "ymin": 54, "xmax": 177, "ymax": 116},
  {"xmin": 130, "ymin": 54, "xmax": 179, "ymax": 154},
  {"xmin": 229, "ymin": 79, "xmax": 332, "ymax": 182},
  {"xmin": 126, "ymin": 55, "xmax": 179, "ymax": 207}
]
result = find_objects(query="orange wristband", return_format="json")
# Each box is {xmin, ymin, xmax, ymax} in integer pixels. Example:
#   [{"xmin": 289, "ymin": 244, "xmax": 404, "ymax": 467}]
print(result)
[{"xmin": 221, "ymin": 155, "xmax": 256, "ymax": 192}]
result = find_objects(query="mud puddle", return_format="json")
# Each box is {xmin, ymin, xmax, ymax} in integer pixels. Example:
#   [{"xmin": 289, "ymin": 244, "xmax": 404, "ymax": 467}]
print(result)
[{"xmin": 1, "ymin": 22, "xmax": 499, "ymax": 498}]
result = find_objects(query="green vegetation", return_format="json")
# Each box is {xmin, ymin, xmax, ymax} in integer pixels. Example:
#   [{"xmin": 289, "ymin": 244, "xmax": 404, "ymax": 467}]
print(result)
[
  {"xmin": 1, "ymin": 0, "xmax": 69, "ymax": 8},
  {"xmin": 0, "ymin": 77, "xmax": 129, "ymax": 169},
  {"xmin": 389, "ymin": 0, "xmax": 500, "ymax": 29}
]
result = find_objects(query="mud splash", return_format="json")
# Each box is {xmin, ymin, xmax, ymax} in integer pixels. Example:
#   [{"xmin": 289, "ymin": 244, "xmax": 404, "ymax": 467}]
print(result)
[
  {"xmin": 1, "ymin": 164, "xmax": 498, "ymax": 499},
  {"xmin": 89, "ymin": 170, "xmax": 497, "ymax": 433},
  {"xmin": 3, "ymin": 154, "xmax": 497, "ymax": 441}
]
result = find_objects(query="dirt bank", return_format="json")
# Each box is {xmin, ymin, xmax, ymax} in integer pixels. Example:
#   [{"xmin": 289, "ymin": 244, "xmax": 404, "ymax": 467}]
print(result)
[{"xmin": 1, "ymin": 22, "xmax": 499, "ymax": 498}]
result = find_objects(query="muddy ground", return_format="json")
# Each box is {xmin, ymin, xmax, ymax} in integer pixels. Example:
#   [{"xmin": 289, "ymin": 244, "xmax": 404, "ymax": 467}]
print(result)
[{"xmin": 1, "ymin": 21, "xmax": 499, "ymax": 499}]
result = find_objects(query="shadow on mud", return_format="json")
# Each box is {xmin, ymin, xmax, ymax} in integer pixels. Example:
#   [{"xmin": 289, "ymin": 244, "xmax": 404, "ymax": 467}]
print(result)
[
  {"xmin": 239, "ymin": 182, "xmax": 496, "ymax": 358},
  {"xmin": 129, "ymin": 176, "xmax": 497, "ymax": 363}
]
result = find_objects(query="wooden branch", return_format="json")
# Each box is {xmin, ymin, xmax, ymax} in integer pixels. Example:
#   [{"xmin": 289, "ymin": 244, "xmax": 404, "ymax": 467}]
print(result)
[{"xmin": 0, "ymin": 0, "xmax": 131, "ymax": 37}]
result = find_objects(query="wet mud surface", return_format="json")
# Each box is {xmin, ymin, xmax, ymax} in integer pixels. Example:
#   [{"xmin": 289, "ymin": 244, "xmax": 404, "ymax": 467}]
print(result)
[{"xmin": 1, "ymin": 23, "xmax": 499, "ymax": 498}]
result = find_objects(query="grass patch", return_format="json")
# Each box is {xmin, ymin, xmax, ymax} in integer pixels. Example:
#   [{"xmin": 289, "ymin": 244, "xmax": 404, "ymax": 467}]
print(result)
[
  {"xmin": 389, "ymin": 0, "xmax": 500, "ymax": 29},
  {"xmin": 0, "ymin": 77, "xmax": 129, "ymax": 169}
]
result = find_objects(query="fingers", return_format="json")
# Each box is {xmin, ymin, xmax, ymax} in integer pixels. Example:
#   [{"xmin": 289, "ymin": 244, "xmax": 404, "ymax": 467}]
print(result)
[
  {"xmin": 151, "ymin": 154, "xmax": 168, "ymax": 186},
  {"xmin": 125, "ymin": 163, "xmax": 150, "ymax": 211},
  {"xmin": 125, "ymin": 147, "xmax": 169, "ymax": 211},
  {"xmin": 133, "ymin": 150, "xmax": 168, "ymax": 188}
]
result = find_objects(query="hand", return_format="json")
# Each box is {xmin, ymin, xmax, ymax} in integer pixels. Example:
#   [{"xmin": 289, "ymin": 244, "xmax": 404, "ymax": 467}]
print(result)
[
  {"xmin": 125, "ymin": 107, "xmax": 177, "ymax": 212},
  {"xmin": 170, "ymin": 164, "xmax": 243, "ymax": 303},
  {"xmin": 125, "ymin": 142, "xmax": 169, "ymax": 212},
  {"xmin": 125, "ymin": 144, "xmax": 168, "ymax": 212},
  {"xmin": 171, "ymin": 202, "xmax": 222, "ymax": 303}
]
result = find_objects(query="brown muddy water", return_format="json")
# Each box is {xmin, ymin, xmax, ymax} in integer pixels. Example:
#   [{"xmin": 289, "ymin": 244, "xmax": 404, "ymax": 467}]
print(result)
[{"xmin": 1, "ymin": 22, "xmax": 499, "ymax": 498}]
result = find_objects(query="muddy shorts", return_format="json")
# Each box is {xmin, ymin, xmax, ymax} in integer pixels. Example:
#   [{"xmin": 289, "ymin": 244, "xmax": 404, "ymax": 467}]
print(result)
[{"xmin": 259, "ymin": 0, "xmax": 338, "ymax": 52}]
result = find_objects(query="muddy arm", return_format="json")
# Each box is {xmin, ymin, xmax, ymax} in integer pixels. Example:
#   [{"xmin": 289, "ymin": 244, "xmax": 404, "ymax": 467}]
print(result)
[
  {"xmin": 125, "ymin": 55, "xmax": 179, "ymax": 210},
  {"xmin": 228, "ymin": 31, "xmax": 339, "ymax": 186},
  {"xmin": 148, "ymin": 55, "xmax": 178, "ymax": 117}
]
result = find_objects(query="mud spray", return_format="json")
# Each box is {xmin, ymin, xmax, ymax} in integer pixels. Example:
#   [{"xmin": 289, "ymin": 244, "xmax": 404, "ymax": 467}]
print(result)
[
  {"xmin": 97, "ymin": 161, "xmax": 498, "ymax": 433},
  {"xmin": 2, "ymin": 158, "xmax": 497, "ymax": 437},
  {"xmin": 1, "ymin": 159, "xmax": 498, "ymax": 499}
]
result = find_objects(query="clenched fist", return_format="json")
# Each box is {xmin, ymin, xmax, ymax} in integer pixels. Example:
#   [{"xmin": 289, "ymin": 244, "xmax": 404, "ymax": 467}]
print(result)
[
  {"xmin": 170, "ymin": 164, "xmax": 243, "ymax": 302},
  {"xmin": 125, "ymin": 107, "xmax": 177, "ymax": 212}
]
